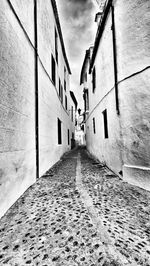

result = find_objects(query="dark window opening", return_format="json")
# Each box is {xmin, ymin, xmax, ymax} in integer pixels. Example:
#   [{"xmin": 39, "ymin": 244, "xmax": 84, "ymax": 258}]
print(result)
[
  {"xmin": 51, "ymin": 54, "xmax": 56, "ymax": 85},
  {"xmin": 58, "ymin": 118, "xmax": 62, "ymax": 144},
  {"xmin": 68, "ymin": 129, "xmax": 70, "ymax": 145},
  {"xmin": 103, "ymin": 109, "xmax": 108, "ymax": 138},
  {"xmin": 61, "ymin": 85, "xmax": 63, "ymax": 104},
  {"xmin": 64, "ymin": 67, "xmax": 66, "ymax": 91},
  {"xmin": 81, "ymin": 125, "xmax": 84, "ymax": 131},
  {"xmin": 92, "ymin": 66, "xmax": 96, "ymax": 93},
  {"xmin": 71, "ymin": 106, "xmax": 73, "ymax": 122},
  {"xmin": 59, "ymin": 78, "xmax": 61, "ymax": 97},
  {"xmin": 65, "ymin": 95, "xmax": 67, "ymax": 110},
  {"xmin": 64, "ymin": 80, "xmax": 66, "ymax": 91},
  {"xmin": 93, "ymin": 117, "xmax": 96, "ymax": 134},
  {"xmin": 85, "ymin": 72, "xmax": 87, "ymax": 82},
  {"xmin": 55, "ymin": 29, "xmax": 58, "ymax": 63}
]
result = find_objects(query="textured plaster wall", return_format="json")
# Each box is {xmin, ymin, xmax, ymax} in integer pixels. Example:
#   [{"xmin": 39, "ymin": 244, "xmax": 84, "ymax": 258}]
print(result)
[
  {"xmin": 115, "ymin": 0, "xmax": 150, "ymax": 163},
  {"xmin": 38, "ymin": 0, "xmax": 73, "ymax": 176},
  {"xmin": 115, "ymin": 0, "xmax": 150, "ymax": 189},
  {"xmin": 86, "ymin": 12, "xmax": 122, "ymax": 174},
  {"xmin": 0, "ymin": 0, "xmax": 36, "ymax": 218},
  {"xmin": 86, "ymin": 89, "xmax": 122, "ymax": 174},
  {"xmin": 0, "ymin": 0, "xmax": 74, "ymax": 218},
  {"xmin": 86, "ymin": 0, "xmax": 150, "ymax": 190}
]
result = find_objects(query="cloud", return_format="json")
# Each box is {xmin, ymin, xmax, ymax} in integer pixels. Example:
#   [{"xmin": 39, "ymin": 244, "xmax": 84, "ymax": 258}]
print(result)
[{"xmin": 57, "ymin": 0, "xmax": 97, "ymax": 107}]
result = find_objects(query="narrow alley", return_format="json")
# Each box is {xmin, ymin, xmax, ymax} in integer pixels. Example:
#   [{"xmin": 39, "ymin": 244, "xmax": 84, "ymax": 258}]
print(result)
[{"xmin": 0, "ymin": 147, "xmax": 150, "ymax": 266}]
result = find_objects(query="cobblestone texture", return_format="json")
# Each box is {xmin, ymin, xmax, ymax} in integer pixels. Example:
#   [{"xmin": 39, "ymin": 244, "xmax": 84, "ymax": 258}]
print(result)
[{"xmin": 0, "ymin": 147, "xmax": 150, "ymax": 265}]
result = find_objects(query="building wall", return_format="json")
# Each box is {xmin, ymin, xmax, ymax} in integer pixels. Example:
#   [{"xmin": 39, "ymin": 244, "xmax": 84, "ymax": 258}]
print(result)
[
  {"xmin": 0, "ymin": 0, "xmax": 73, "ymax": 218},
  {"xmin": 38, "ymin": 0, "xmax": 72, "ymax": 175},
  {"xmin": 86, "ymin": 11, "xmax": 122, "ymax": 174},
  {"xmin": 0, "ymin": 0, "xmax": 36, "ymax": 218},
  {"xmin": 85, "ymin": 0, "xmax": 150, "ymax": 190},
  {"xmin": 115, "ymin": 0, "xmax": 150, "ymax": 189}
]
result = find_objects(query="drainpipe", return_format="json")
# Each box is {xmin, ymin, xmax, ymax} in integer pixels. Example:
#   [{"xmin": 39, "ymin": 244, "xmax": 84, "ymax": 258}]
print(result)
[
  {"xmin": 34, "ymin": 0, "xmax": 39, "ymax": 179},
  {"xmin": 111, "ymin": 2, "xmax": 119, "ymax": 115}
]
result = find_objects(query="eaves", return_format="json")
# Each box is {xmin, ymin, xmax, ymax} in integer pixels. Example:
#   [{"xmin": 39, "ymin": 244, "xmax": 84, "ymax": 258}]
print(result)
[
  {"xmin": 89, "ymin": 0, "xmax": 112, "ymax": 73},
  {"xmin": 51, "ymin": 0, "xmax": 71, "ymax": 74}
]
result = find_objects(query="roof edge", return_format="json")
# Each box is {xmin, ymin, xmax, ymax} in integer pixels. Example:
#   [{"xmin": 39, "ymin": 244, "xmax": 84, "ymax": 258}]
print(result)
[
  {"xmin": 70, "ymin": 91, "xmax": 78, "ymax": 108},
  {"xmin": 89, "ymin": 0, "xmax": 112, "ymax": 73},
  {"xmin": 80, "ymin": 49, "xmax": 90, "ymax": 85},
  {"xmin": 51, "ymin": 0, "xmax": 71, "ymax": 74}
]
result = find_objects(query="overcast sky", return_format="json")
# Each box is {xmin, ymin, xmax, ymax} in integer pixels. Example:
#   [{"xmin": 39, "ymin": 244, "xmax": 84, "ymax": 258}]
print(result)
[{"xmin": 57, "ymin": 0, "xmax": 99, "ymax": 109}]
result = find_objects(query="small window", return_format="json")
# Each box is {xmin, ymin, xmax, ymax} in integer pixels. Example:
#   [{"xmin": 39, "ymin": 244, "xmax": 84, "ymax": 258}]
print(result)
[
  {"xmin": 68, "ymin": 129, "xmax": 70, "ymax": 145},
  {"xmin": 85, "ymin": 72, "xmax": 87, "ymax": 82},
  {"xmin": 61, "ymin": 85, "xmax": 63, "ymax": 104},
  {"xmin": 55, "ymin": 28, "xmax": 58, "ymax": 63},
  {"xmin": 59, "ymin": 78, "xmax": 61, "ymax": 97},
  {"xmin": 72, "ymin": 132, "xmax": 74, "ymax": 139},
  {"xmin": 92, "ymin": 66, "xmax": 96, "ymax": 93},
  {"xmin": 65, "ymin": 95, "xmax": 67, "ymax": 110},
  {"xmin": 51, "ymin": 54, "xmax": 56, "ymax": 85},
  {"xmin": 71, "ymin": 106, "xmax": 73, "ymax": 122},
  {"xmin": 64, "ymin": 67, "xmax": 66, "ymax": 91},
  {"xmin": 64, "ymin": 80, "xmax": 66, "ymax": 91},
  {"xmin": 57, "ymin": 118, "xmax": 62, "ymax": 144},
  {"xmin": 102, "ymin": 109, "xmax": 108, "ymax": 138},
  {"xmin": 93, "ymin": 117, "xmax": 96, "ymax": 134}
]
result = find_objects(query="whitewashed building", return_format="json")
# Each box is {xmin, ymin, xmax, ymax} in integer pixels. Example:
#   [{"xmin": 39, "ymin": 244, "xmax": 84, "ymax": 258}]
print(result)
[
  {"xmin": 81, "ymin": 0, "xmax": 150, "ymax": 191},
  {"xmin": 0, "ymin": 0, "xmax": 75, "ymax": 218},
  {"xmin": 69, "ymin": 91, "xmax": 78, "ymax": 148}
]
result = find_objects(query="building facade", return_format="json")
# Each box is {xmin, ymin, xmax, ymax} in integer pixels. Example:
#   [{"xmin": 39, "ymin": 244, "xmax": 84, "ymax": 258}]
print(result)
[
  {"xmin": 0, "ymin": 0, "xmax": 75, "ymax": 218},
  {"xmin": 81, "ymin": 0, "xmax": 150, "ymax": 191},
  {"xmin": 69, "ymin": 91, "xmax": 78, "ymax": 148}
]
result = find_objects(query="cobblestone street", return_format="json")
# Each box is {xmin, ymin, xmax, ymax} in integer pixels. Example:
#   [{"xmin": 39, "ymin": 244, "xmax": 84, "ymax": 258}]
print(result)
[{"xmin": 0, "ymin": 147, "xmax": 150, "ymax": 266}]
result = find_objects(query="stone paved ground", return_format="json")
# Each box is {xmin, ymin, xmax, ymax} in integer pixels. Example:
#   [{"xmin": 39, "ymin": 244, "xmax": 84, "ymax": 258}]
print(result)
[{"xmin": 0, "ymin": 147, "xmax": 150, "ymax": 266}]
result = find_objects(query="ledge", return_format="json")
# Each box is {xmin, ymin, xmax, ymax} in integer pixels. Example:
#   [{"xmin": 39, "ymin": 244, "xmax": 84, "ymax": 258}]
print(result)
[{"xmin": 123, "ymin": 164, "xmax": 150, "ymax": 191}]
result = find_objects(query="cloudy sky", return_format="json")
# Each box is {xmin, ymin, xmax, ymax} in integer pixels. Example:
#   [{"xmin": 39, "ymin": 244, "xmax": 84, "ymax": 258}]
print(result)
[{"xmin": 57, "ymin": 0, "xmax": 99, "ymax": 109}]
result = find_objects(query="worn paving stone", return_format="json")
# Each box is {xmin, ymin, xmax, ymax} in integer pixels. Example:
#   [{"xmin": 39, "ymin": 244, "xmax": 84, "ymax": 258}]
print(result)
[{"xmin": 0, "ymin": 147, "xmax": 150, "ymax": 265}]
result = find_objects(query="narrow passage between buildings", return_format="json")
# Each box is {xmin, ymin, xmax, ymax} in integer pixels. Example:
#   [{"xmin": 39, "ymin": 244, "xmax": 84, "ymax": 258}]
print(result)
[{"xmin": 0, "ymin": 147, "xmax": 150, "ymax": 266}]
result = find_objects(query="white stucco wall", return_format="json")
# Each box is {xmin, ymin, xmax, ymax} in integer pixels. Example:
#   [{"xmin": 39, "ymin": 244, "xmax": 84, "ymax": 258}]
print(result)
[
  {"xmin": 38, "ymin": 0, "xmax": 72, "ymax": 176},
  {"xmin": 0, "ymin": 0, "xmax": 36, "ymax": 218},
  {"xmin": 86, "ymin": 11, "xmax": 123, "ymax": 175},
  {"xmin": 85, "ymin": 0, "xmax": 150, "ymax": 190},
  {"xmin": 0, "ymin": 0, "xmax": 74, "ymax": 218},
  {"xmin": 115, "ymin": 0, "xmax": 150, "ymax": 189}
]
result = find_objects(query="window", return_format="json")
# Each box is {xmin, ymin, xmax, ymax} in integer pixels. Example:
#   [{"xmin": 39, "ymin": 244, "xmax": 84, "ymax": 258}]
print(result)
[
  {"xmin": 64, "ymin": 67, "xmax": 66, "ymax": 91},
  {"xmin": 65, "ymin": 95, "xmax": 67, "ymax": 110},
  {"xmin": 59, "ymin": 79, "xmax": 63, "ymax": 104},
  {"xmin": 92, "ymin": 66, "xmax": 96, "ymax": 93},
  {"xmin": 57, "ymin": 118, "xmax": 62, "ymax": 144},
  {"xmin": 87, "ymin": 90, "xmax": 89, "ymax": 110},
  {"xmin": 64, "ymin": 80, "xmax": 66, "ymax": 91},
  {"xmin": 71, "ymin": 106, "xmax": 73, "ymax": 122},
  {"xmin": 51, "ymin": 54, "xmax": 56, "ymax": 85},
  {"xmin": 102, "ymin": 109, "xmax": 108, "ymax": 138},
  {"xmin": 85, "ymin": 72, "xmax": 87, "ymax": 82},
  {"xmin": 84, "ymin": 89, "xmax": 89, "ymax": 111},
  {"xmin": 68, "ymin": 129, "xmax": 70, "ymax": 145},
  {"xmin": 93, "ymin": 117, "xmax": 96, "ymax": 134},
  {"xmin": 59, "ymin": 78, "xmax": 61, "ymax": 97},
  {"xmin": 61, "ymin": 85, "xmax": 63, "ymax": 103},
  {"xmin": 55, "ymin": 28, "xmax": 58, "ymax": 63},
  {"xmin": 72, "ymin": 132, "xmax": 74, "ymax": 139}
]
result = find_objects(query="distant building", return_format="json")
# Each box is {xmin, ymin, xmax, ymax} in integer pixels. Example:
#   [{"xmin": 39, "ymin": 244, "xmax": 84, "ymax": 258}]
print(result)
[
  {"xmin": 0, "ymin": 0, "xmax": 76, "ymax": 217},
  {"xmin": 69, "ymin": 91, "xmax": 78, "ymax": 148},
  {"xmin": 81, "ymin": 0, "xmax": 150, "ymax": 191},
  {"xmin": 75, "ymin": 112, "xmax": 86, "ymax": 146}
]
